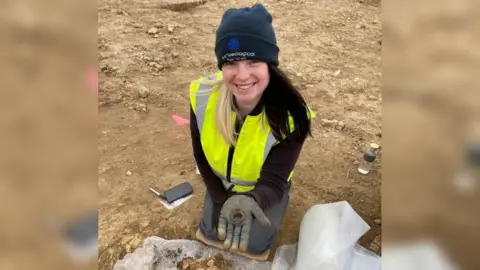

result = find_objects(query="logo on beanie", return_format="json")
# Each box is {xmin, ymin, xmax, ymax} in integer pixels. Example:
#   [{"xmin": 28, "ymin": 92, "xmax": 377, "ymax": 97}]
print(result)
[{"xmin": 227, "ymin": 38, "xmax": 240, "ymax": 51}]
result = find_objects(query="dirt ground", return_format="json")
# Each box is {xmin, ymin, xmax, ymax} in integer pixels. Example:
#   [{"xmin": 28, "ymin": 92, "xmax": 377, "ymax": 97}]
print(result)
[{"xmin": 98, "ymin": 0, "xmax": 381, "ymax": 269}]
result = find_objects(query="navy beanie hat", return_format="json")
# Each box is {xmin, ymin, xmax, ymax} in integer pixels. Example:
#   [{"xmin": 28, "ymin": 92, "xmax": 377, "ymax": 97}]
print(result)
[{"xmin": 215, "ymin": 3, "xmax": 279, "ymax": 70}]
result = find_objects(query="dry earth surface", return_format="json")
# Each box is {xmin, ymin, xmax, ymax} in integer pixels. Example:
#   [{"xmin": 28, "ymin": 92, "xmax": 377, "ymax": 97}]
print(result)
[{"xmin": 98, "ymin": 0, "xmax": 381, "ymax": 269}]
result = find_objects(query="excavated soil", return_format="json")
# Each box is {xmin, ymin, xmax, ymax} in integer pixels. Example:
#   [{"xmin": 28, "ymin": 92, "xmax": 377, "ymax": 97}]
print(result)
[{"xmin": 177, "ymin": 253, "xmax": 229, "ymax": 270}]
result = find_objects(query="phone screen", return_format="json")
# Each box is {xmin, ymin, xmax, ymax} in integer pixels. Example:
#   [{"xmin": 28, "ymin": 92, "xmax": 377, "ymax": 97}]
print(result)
[{"xmin": 164, "ymin": 182, "xmax": 193, "ymax": 203}]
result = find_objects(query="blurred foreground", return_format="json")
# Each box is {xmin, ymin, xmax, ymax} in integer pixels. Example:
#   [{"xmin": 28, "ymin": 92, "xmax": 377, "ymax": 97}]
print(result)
[
  {"xmin": 383, "ymin": 0, "xmax": 480, "ymax": 268},
  {"xmin": 0, "ymin": 0, "xmax": 97, "ymax": 269}
]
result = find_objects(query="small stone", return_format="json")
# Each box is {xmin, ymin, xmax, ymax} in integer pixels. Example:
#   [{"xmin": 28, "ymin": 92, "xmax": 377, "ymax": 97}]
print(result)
[
  {"xmin": 167, "ymin": 24, "xmax": 175, "ymax": 33},
  {"xmin": 178, "ymin": 257, "xmax": 195, "ymax": 270},
  {"xmin": 134, "ymin": 103, "xmax": 148, "ymax": 112},
  {"xmin": 321, "ymin": 118, "xmax": 338, "ymax": 126},
  {"xmin": 355, "ymin": 24, "xmax": 366, "ymax": 29},
  {"xmin": 132, "ymin": 23, "xmax": 142, "ymax": 28},
  {"xmin": 100, "ymin": 63, "xmax": 118, "ymax": 75},
  {"xmin": 121, "ymin": 236, "xmax": 133, "ymax": 245},
  {"xmin": 369, "ymin": 235, "xmax": 381, "ymax": 253},
  {"xmin": 149, "ymin": 62, "xmax": 156, "ymax": 67},
  {"xmin": 335, "ymin": 121, "xmax": 346, "ymax": 131},
  {"xmin": 140, "ymin": 220, "xmax": 150, "ymax": 228},
  {"xmin": 321, "ymin": 118, "xmax": 346, "ymax": 131},
  {"xmin": 154, "ymin": 34, "xmax": 159, "ymax": 38},
  {"xmin": 207, "ymin": 260, "xmax": 215, "ymax": 267},
  {"xmin": 138, "ymin": 86, "xmax": 150, "ymax": 98},
  {"xmin": 131, "ymin": 235, "xmax": 143, "ymax": 248},
  {"xmin": 374, "ymin": 219, "xmax": 381, "ymax": 225},
  {"xmin": 147, "ymin": 27, "xmax": 159, "ymax": 35},
  {"xmin": 126, "ymin": 170, "xmax": 132, "ymax": 176},
  {"xmin": 369, "ymin": 242, "xmax": 380, "ymax": 252},
  {"xmin": 333, "ymin": 69, "xmax": 341, "ymax": 76},
  {"xmin": 98, "ymin": 53, "xmax": 108, "ymax": 60}
]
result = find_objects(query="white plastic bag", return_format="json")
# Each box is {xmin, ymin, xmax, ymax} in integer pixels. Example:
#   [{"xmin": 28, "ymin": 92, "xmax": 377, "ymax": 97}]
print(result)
[{"xmin": 290, "ymin": 201, "xmax": 380, "ymax": 270}]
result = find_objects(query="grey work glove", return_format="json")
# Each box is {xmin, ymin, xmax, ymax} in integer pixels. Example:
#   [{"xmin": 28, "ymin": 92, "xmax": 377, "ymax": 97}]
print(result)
[{"xmin": 217, "ymin": 195, "xmax": 271, "ymax": 252}]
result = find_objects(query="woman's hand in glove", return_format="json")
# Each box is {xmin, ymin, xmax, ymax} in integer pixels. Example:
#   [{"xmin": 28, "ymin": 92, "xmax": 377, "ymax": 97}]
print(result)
[{"xmin": 217, "ymin": 195, "xmax": 271, "ymax": 252}]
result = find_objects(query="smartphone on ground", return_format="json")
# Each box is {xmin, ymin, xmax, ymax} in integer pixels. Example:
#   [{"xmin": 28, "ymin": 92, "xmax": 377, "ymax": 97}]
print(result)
[{"xmin": 151, "ymin": 182, "xmax": 193, "ymax": 204}]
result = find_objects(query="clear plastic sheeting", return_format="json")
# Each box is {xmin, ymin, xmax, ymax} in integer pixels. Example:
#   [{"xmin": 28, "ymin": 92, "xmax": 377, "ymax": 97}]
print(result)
[
  {"xmin": 114, "ymin": 201, "xmax": 381, "ymax": 270},
  {"xmin": 288, "ymin": 201, "xmax": 380, "ymax": 270}
]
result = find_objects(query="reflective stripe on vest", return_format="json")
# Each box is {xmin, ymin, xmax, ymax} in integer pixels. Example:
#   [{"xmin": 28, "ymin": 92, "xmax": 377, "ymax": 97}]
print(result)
[
  {"xmin": 195, "ymin": 83, "xmax": 213, "ymax": 135},
  {"xmin": 211, "ymin": 168, "xmax": 255, "ymax": 191}
]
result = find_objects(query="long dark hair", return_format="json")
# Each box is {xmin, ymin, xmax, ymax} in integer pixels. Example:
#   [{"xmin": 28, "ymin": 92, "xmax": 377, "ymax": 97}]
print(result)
[{"xmin": 263, "ymin": 65, "xmax": 313, "ymax": 143}]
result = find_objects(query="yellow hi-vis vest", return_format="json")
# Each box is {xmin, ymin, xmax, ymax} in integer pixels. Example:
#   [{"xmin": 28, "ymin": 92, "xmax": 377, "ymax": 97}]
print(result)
[{"xmin": 190, "ymin": 71, "xmax": 315, "ymax": 193}]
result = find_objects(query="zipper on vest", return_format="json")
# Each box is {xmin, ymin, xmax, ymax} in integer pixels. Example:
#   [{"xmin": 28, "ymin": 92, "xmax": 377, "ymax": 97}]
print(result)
[
  {"xmin": 226, "ymin": 117, "xmax": 243, "ymax": 183},
  {"xmin": 226, "ymin": 147, "xmax": 234, "ymax": 183}
]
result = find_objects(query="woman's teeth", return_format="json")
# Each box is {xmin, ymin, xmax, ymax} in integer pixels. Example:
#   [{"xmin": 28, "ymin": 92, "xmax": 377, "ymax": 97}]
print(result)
[{"xmin": 237, "ymin": 83, "xmax": 255, "ymax": 89}]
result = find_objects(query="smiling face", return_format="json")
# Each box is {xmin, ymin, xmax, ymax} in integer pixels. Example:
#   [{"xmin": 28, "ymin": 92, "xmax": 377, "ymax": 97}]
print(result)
[{"xmin": 221, "ymin": 60, "xmax": 270, "ymax": 105}]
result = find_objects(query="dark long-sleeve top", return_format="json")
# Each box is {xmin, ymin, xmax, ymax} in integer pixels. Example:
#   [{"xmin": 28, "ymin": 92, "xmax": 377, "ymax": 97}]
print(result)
[{"xmin": 190, "ymin": 100, "xmax": 306, "ymax": 211}]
